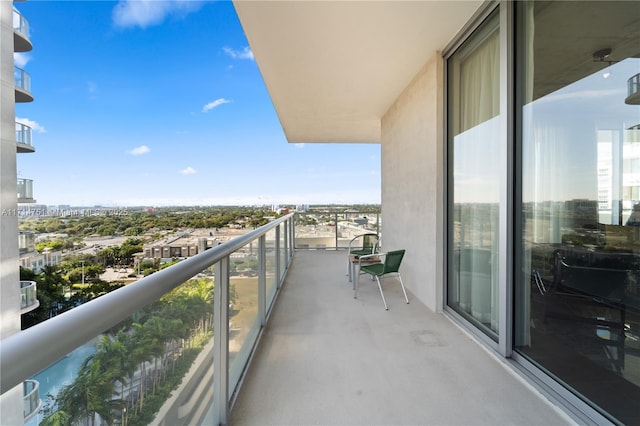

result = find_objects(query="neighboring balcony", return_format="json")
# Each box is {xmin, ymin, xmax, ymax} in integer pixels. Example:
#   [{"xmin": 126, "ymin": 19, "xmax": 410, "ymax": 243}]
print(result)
[
  {"xmin": 14, "ymin": 67, "xmax": 33, "ymax": 103},
  {"xmin": 17, "ymin": 178, "xmax": 36, "ymax": 203},
  {"xmin": 23, "ymin": 380, "xmax": 41, "ymax": 422},
  {"xmin": 20, "ymin": 280, "xmax": 39, "ymax": 314},
  {"xmin": 13, "ymin": 8, "xmax": 32, "ymax": 53},
  {"xmin": 16, "ymin": 121, "xmax": 35, "ymax": 153},
  {"xmin": 19, "ymin": 231, "xmax": 35, "ymax": 255},
  {"xmin": 626, "ymin": 73, "xmax": 640, "ymax": 105}
]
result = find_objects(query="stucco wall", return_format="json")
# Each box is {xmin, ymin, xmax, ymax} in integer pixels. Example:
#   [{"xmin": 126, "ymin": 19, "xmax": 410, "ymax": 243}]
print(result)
[{"xmin": 380, "ymin": 51, "xmax": 444, "ymax": 312}]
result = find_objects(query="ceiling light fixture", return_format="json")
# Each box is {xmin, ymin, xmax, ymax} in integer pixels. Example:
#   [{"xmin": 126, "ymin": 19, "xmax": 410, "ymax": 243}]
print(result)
[{"xmin": 593, "ymin": 48, "xmax": 619, "ymax": 79}]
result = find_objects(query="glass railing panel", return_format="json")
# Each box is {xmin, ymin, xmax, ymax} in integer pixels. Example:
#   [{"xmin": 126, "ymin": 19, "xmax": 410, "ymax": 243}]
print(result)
[
  {"xmin": 628, "ymin": 73, "xmax": 640, "ymax": 98},
  {"xmin": 19, "ymin": 230, "xmax": 35, "ymax": 254},
  {"xmin": 228, "ymin": 241, "xmax": 260, "ymax": 392},
  {"xmin": 265, "ymin": 228, "xmax": 277, "ymax": 311},
  {"xmin": 279, "ymin": 224, "xmax": 286, "ymax": 281},
  {"xmin": 20, "ymin": 280, "xmax": 37, "ymax": 310},
  {"xmin": 14, "ymin": 67, "xmax": 31, "ymax": 93},
  {"xmin": 23, "ymin": 379, "xmax": 40, "ymax": 421},
  {"xmin": 17, "ymin": 178, "xmax": 33, "ymax": 200},
  {"xmin": 294, "ymin": 212, "xmax": 337, "ymax": 249},
  {"xmin": 30, "ymin": 267, "xmax": 215, "ymax": 426},
  {"xmin": 13, "ymin": 9, "xmax": 29, "ymax": 38},
  {"xmin": 16, "ymin": 122, "xmax": 33, "ymax": 147},
  {"xmin": 294, "ymin": 211, "xmax": 380, "ymax": 250}
]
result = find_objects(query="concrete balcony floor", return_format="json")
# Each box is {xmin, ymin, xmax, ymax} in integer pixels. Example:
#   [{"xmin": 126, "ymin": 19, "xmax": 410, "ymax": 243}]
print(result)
[{"xmin": 230, "ymin": 250, "xmax": 574, "ymax": 425}]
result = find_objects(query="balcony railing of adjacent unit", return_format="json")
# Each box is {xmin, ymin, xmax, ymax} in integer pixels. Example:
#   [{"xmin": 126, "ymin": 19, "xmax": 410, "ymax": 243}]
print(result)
[
  {"xmin": 20, "ymin": 280, "xmax": 38, "ymax": 313},
  {"xmin": 12, "ymin": 8, "xmax": 31, "ymax": 52},
  {"xmin": 18, "ymin": 231, "xmax": 35, "ymax": 255},
  {"xmin": 626, "ymin": 73, "xmax": 640, "ymax": 105},
  {"xmin": 14, "ymin": 67, "xmax": 33, "ymax": 103},
  {"xmin": 0, "ymin": 213, "xmax": 296, "ymax": 425},
  {"xmin": 16, "ymin": 121, "xmax": 34, "ymax": 153},
  {"xmin": 17, "ymin": 178, "xmax": 34, "ymax": 202},
  {"xmin": 294, "ymin": 211, "xmax": 381, "ymax": 250},
  {"xmin": 23, "ymin": 379, "xmax": 41, "ymax": 422}
]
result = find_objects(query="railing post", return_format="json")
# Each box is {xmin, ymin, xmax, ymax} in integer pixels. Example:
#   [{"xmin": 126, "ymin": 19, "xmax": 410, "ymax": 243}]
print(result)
[
  {"xmin": 283, "ymin": 220, "xmax": 289, "ymax": 268},
  {"xmin": 258, "ymin": 235, "xmax": 266, "ymax": 326},
  {"xmin": 334, "ymin": 213, "xmax": 339, "ymax": 249},
  {"xmin": 289, "ymin": 217, "xmax": 295, "ymax": 259},
  {"xmin": 275, "ymin": 225, "xmax": 281, "ymax": 287},
  {"xmin": 213, "ymin": 257, "xmax": 230, "ymax": 425},
  {"xmin": 292, "ymin": 214, "xmax": 297, "ymax": 251}
]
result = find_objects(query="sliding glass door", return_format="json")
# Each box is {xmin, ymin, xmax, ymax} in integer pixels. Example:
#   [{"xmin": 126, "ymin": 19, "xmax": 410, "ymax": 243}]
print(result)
[
  {"xmin": 447, "ymin": 10, "xmax": 500, "ymax": 339},
  {"xmin": 514, "ymin": 2, "xmax": 640, "ymax": 423}
]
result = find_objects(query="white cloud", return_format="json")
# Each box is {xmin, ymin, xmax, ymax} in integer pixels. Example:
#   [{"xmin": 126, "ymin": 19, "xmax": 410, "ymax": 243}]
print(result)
[
  {"xmin": 202, "ymin": 98, "xmax": 230, "ymax": 113},
  {"xmin": 222, "ymin": 46, "xmax": 254, "ymax": 61},
  {"xmin": 112, "ymin": 0, "xmax": 204, "ymax": 29},
  {"xmin": 294, "ymin": 143, "xmax": 305, "ymax": 149},
  {"xmin": 180, "ymin": 166, "xmax": 197, "ymax": 175},
  {"xmin": 13, "ymin": 52, "xmax": 30, "ymax": 68},
  {"xmin": 16, "ymin": 118, "xmax": 46, "ymax": 133},
  {"xmin": 128, "ymin": 145, "xmax": 150, "ymax": 156}
]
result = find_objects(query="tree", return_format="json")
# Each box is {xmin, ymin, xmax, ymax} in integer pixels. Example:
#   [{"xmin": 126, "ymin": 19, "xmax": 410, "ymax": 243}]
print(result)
[
  {"xmin": 40, "ymin": 410, "xmax": 71, "ymax": 426},
  {"xmin": 56, "ymin": 356, "xmax": 125, "ymax": 426},
  {"xmin": 21, "ymin": 265, "xmax": 70, "ymax": 329}
]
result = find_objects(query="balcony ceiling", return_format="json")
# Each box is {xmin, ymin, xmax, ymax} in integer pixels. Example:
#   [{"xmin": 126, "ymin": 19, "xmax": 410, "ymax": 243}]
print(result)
[{"xmin": 234, "ymin": 1, "xmax": 482, "ymax": 143}]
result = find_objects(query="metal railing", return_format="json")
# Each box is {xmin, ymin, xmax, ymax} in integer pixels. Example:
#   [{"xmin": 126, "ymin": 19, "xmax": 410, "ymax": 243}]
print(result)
[
  {"xmin": 16, "ymin": 122, "xmax": 33, "ymax": 148},
  {"xmin": 294, "ymin": 211, "xmax": 381, "ymax": 250},
  {"xmin": 14, "ymin": 67, "xmax": 31, "ymax": 93},
  {"xmin": 22, "ymin": 379, "xmax": 40, "ymax": 422},
  {"xmin": 628, "ymin": 73, "xmax": 640, "ymax": 99},
  {"xmin": 1, "ymin": 213, "xmax": 295, "ymax": 425},
  {"xmin": 19, "ymin": 280, "xmax": 38, "ymax": 312},
  {"xmin": 13, "ymin": 9, "xmax": 29, "ymax": 39},
  {"xmin": 16, "ymin": 178, "xmax": 33, "ymax": 200}
]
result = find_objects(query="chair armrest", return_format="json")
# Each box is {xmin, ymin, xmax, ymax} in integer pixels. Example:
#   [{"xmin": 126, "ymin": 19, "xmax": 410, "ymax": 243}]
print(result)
[
  {"xmin": 348, "ymin": 233, "xmax": 379, "ymax": 253},
  {"xmin": 357, "ymin": 252, "xmax": 384, "ymax": 265}
]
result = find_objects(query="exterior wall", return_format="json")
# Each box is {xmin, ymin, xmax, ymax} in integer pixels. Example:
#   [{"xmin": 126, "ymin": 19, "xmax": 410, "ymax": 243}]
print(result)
[
  {"xmin": 381, "ymin": 51, "xmax": 444, "ymax": 312},
  {"xmin": 1, "ymin": 3, "xmax": 27, "ymax": 425},
  {"xmin": 1, "ymin": 2, "xmax": 21, "ymax": 338}
]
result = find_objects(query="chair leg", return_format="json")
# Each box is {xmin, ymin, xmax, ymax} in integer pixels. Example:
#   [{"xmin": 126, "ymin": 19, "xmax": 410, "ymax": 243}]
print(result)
[
  {"xmin": 375, "ymin": 276, "xmax": 388, "ymax": 310},
  {"xmin": 398, "ymin": 274, "xmax": 409, "ymax": 304}
]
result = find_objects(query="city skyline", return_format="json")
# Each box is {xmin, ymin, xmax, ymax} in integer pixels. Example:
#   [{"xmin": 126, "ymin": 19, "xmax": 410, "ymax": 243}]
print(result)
[{"xmin": 14, "ymin": 0, "xmax": 381, "ymax": 207}]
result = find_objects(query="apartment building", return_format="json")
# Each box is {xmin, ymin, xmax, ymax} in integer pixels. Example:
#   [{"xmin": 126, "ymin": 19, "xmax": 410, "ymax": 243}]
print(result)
[
  {"xmin": 234, "ymin": 1, "xmax": 640, "ymax": 423},
  {"xmin": 1, "ymin": 1, "xmax": 41, "ymax": 424}
]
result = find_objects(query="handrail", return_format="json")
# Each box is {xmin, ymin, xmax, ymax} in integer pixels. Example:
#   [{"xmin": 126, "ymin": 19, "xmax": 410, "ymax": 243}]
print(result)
[{"xmin": 0, "ymin": 212, "xmax": 295, "ymax": 394}]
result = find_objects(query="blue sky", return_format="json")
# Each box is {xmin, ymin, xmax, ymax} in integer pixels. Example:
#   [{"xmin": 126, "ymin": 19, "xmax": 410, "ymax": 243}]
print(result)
[{"xmin": 14, "ymin": 0, "xmax": 381, "ymax": 207}]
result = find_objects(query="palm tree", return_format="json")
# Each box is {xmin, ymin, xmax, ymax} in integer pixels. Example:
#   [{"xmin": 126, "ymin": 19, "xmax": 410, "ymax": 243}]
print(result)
[
  {"xmin": 39, "ymin": 410, "xmax": 71, "ymax": 426},
  {"xmin": 129, "ymin": 323, "xmax": 155, "ymax": 414}
]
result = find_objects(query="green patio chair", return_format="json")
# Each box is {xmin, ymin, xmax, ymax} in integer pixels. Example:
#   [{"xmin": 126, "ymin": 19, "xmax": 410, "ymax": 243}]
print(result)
[
  {"xmin": 356, "ymin": 249, "xmax": 409, "ymax": 310},
  {"xmin": 346, "ymin": 233, "xmax": 380, "ymax": 282}
]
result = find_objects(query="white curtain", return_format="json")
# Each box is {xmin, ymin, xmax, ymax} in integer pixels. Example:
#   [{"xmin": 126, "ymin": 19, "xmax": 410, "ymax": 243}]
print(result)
[{"xmin": 450, "ymin": 15, "xmax": 500, "ymax": 332}]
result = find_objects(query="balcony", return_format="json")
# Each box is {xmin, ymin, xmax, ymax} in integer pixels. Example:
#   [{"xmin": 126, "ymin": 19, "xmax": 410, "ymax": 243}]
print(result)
[
  {"xmin": 0, "ymin": 214, "xmax": 570, "ymax": 425},
  {"xmin": 13, "ymin": 9, "xmax": 32, "ymax": 53},
  {"xmin": 626, "ymin": 73, "xmax": 640, "ymax": 105},
  {"xmin": 20, "ymin": 281, "xmax": 39, "ymax": 314},
  {"xmin": 14, "ymin": 67, "xmax": 33, "ymax": 103},
  {"xmin": 16, "ymin": 121, "xmax": 34, "ymax": 153},
  {"xmin": 17, "ymin": 178, "xmax": 35, "ymax": 203},
  {"xmin": 18, "ymin": 231, "xmax": 35, "ymax": 255},
  {"xmin": 22, "ymin": 380, "xmax": 41, "ymax": 422}
]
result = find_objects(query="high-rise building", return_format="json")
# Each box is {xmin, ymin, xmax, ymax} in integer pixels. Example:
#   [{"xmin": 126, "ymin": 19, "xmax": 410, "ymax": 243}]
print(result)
[{"xmin": 1, "ymin": 1, "xmax": 41, "ymax": 424}]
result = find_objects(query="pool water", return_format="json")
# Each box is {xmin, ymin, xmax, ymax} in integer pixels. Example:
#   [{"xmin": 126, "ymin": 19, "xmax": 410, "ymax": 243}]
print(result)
[{"xmin": 29, "ymin": 341, "xmax": 97, "ymax": 423}]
